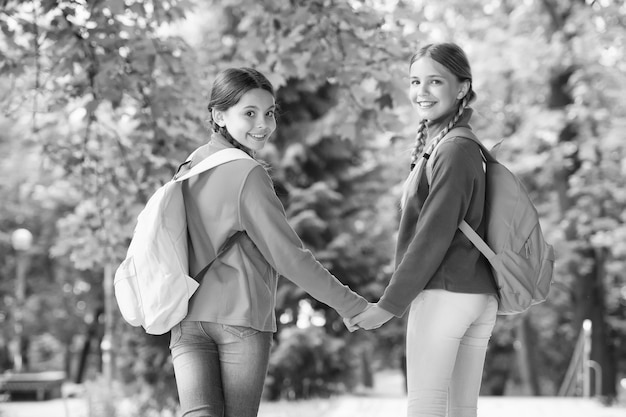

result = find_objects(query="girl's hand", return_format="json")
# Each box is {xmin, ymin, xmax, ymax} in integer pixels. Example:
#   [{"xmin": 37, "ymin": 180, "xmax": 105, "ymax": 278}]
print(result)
[
  {"xmin": 343, "ymin": 317, "xmax": 359, "ymax": 332},
  {"xmin": 348, "ymin": 303, "xmax": 394, "ymax": 330},
  {"xmin": 343, "ymin": 303, "xmax": 374, "ymax": 332}
]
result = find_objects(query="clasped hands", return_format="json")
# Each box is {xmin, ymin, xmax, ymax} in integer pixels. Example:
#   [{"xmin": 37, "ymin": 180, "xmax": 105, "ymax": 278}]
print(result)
[{"xmin": 343, "ymin": 302, "xmax": 394, "ymax": 332}]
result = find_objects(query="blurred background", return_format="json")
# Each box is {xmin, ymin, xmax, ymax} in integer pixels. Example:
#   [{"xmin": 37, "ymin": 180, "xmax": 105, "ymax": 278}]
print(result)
[{"xmin": 1, "ymin": 0, "xmax": 625, "ymax": 416}]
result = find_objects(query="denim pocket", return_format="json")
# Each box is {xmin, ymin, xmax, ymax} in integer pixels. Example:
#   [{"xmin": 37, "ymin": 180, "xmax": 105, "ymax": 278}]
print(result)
[
  {"xmin": 169, "ymin": 323, "xmax": 182, "ymax": 349},
  {"xmin": 222, "ymin": 324, "xmax": 259, "ymax": 339}
]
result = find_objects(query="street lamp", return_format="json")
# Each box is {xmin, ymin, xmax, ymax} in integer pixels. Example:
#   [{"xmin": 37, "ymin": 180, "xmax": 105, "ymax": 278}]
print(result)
[{"xmin": 11, "ymin": 228, "xmax": 33, "ymax": 372}]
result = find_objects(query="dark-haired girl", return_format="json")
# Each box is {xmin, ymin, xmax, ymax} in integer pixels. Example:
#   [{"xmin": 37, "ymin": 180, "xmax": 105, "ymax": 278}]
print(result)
[{"xmin": 170, "ymin": 67, "xmax": 368, "ymax": 417}]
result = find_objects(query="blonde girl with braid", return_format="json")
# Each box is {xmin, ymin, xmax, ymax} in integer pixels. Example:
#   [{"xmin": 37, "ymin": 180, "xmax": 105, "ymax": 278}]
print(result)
[{"xmin": 349, "ymin": 43, "xmax": 498, "ymax": 417}]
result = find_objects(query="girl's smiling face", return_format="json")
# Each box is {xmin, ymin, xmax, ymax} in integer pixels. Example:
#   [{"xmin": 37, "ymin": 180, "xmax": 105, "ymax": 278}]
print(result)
[
  {"xmin": 214, "ymin": 88, "xmax": 276, "ymax": 151},
  {"xmin": 409, "ymin": 56, "xmax": 468, "ymax": 123}
]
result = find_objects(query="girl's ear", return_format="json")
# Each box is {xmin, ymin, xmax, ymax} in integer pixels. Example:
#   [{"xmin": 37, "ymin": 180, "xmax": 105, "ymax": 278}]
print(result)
[
  {"xmin": 213, "ymin": 109, "xmax": 225, "ymax": 127},
  {"xmin": 457, "ymin": 81, "xmax": 470, "ymax": 99}
]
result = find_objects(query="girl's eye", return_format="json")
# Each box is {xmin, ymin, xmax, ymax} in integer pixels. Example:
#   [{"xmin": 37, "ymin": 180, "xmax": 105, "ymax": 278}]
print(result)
[
  {"xmin": 245, "ymin": 111, "xmax": 255, "ymax": 117},
  {"xmin": 430, "ymin": 79, "xmax": 442, "ymax": 85},
  {"xmin": 410, "ymin": 80, "xmax": 420, "ymax": 85},
  {"xmin": 266, "ymin": 110, "xmax": 275, "ymax": 118}
]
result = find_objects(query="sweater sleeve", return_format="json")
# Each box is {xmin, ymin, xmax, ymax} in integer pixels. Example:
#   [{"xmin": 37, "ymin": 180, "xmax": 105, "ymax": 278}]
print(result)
[
  {"xmin": 238, "ymin": 165, "xmax": 368, "ymax": 319},
  {"xmin": 378, "ymin": 139, "xmax": 479, "ymax": 316}
]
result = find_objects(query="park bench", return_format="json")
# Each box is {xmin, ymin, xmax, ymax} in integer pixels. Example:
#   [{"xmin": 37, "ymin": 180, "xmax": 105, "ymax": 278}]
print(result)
[{"xmin": 0, "ymin": 370, "xmax": 66, "ymax": 401}]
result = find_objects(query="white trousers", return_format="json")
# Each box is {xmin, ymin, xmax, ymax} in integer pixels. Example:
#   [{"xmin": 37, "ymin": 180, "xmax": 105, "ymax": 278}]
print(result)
[{"xmin": 406, "ymin": 290, "xmax": 498, "ymax": 417}]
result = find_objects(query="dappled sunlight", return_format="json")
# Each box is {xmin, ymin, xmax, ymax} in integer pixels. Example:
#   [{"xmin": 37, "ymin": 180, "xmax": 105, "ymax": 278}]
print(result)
[{"xmin": 1, "ymin": 0, "xmax": 626, "ymax": 415}]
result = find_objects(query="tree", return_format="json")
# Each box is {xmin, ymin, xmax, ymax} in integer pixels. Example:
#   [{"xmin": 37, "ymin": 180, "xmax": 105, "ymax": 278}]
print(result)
[
  {"xmin": 2, "ymin": 0, "xmax": 625, "ymax": 404},
  {"xmin": 1, "ymin": 0, "xmax": 412, "ymax": 402},
  {"xmin": 1, "ymin": 0, "xmax": 205, "ymax": 395},
  {"xmin": 397, "ymin": 0, "xmax": 626, "ymax": 398},
  {"xmin": 485, "ymin": 0, "xmax": 626, "ymax": 399},
  {"xmin": 181, "ymin": 0, "xmax": 410, "ymax": 330}
]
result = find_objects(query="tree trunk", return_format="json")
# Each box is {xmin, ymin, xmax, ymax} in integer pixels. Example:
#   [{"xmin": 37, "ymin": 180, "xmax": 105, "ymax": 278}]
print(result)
[
  {"xmin": 74, "ymin": 308, "xmax": 102, "ymax": 383},
  {"xmin": 568, "ymin": 247, "xmax": 617, "ymax": 400},
  {"xmin": 590, "ymin": 248, "xmax": 617, "ymax": 400},
  {"xmin": 102, "ymin": 263, "xmax": 116, "ymax": 383},
  {"xmin": 361, "ymin": 348, "xmax": 374, "ymax": 388},
  {"xmin": 516, "ymin": 317, "xmax": 541, "ymax": 395}
]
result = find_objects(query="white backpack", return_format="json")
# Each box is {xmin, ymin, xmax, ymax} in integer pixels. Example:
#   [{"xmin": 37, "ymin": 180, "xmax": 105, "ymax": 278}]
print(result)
[
  {"xmin": 114, "ymin": 148, "xmax": 252, "ymax": 335},
  {"xmin": 426, "ymin": 128, "xmax": 555, "ymax": 315}
]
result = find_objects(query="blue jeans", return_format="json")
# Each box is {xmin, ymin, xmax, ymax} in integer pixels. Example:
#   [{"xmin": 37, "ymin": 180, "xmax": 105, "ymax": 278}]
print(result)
[
  {"xmin": 406, "ymin": 290, "xmax": 498, "ymax": 417},
  {"xmin": 170, "ymin": 321, "xmax": 273, "ymax": 417}
]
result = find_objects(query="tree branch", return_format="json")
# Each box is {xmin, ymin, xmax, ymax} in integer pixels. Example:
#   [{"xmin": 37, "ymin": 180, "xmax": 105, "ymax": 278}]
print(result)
[{"xmin": 32, "ymin": 0, "xmax": 40, "ymax": 134}]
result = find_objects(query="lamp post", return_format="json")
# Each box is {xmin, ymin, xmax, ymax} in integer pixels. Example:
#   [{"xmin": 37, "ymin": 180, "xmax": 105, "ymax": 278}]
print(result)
[{"xmin": 11, "ymin": 228, "xmax": 33, "ymax": 372}]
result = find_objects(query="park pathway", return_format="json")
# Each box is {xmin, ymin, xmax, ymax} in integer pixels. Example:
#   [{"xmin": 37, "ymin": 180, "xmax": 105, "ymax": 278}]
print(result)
[
  {"xmin": 297, "ymin": 396, "xmax": 626, "ymax": 417},
  {"xmin": 2, "ymin": 370, "xmax": 625, "ymax": 417},
  {"xmin": 2, "ymin": 395, "xmax": 625, "ymax": 417}
]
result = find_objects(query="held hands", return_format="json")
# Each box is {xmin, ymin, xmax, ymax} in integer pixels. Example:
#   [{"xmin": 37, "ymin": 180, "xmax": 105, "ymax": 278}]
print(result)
[
  {"xmin": 344, "ymin": 303, "xmax": 394, "ymax": 331},
  {"xmin": 343, "ymin": 316, "xmax": 360, "ymax": 333}
]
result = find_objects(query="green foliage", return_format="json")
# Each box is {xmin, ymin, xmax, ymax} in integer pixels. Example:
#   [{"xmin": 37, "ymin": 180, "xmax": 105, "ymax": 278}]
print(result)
[
  {"xmin": 2, "ymin": 0, "xmax": 626, "ymax": 402},
  {"xmin": 264, "ymin": 326, "xmax": 359, "ymax": 401},
  {"xmin": 2, "ymin": 0, "xmax": 410, "ymax": 400},
  {"xmin": 180, "ymin": 0, "xmax": 412, "ymax": 334},
  {"xmin": 2, "ymin": 0, "xmax": 208, "ymax": 270}
]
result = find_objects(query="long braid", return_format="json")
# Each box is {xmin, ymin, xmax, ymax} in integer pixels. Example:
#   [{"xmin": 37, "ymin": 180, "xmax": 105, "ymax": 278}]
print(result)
[
  {"xmin": 423, "ymin": 96, "xmax": 469, "ymax": 156},
  {"xmin": 401, "ymin": 97, "xmax": 471, "ymax": 210},
  {"xmin": 409, "ymin": 119, "xmax": 428, "ymax": 170},
  {"xmin": 218, "ymin": 125, "xmax": 256, "ymax": 159}
]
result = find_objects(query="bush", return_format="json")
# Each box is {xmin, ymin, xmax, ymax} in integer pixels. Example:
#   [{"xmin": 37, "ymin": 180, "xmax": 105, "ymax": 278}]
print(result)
[
  {"xmin": 27, "ymin": 332, "xmax": 65, "ymax": 372},
  {"xmin": 85, "ymin": 329, "xmax": 179, "ymax": 417},
  {"xmin": 85, "ymin": 375, "xmax": 179, "ymax": 417},
  {"xmin": 263, "ymin": 326, "xmax": 359, "ymax": 401}
]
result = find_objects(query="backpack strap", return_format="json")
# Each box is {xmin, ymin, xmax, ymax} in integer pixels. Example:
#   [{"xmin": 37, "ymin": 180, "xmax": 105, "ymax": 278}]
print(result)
[
  {"xmin": 458, "ymin": 220, "xmax": 496, "ymax": 261},
  {"xmin": 441, "ymin": 127, "xmax": 498, "ymax": 161},
  {"xmin": 424, "ymin": 127, "xmax": 497, "ymax": 261},
  {"xmin": 175, "ymin": 148, "xmax": 253, "ymax": 282},
  {"xmin": 174, "ymin": 148, "xmax": 253, "ymax": 182},
  {"xmin": 425, "ymin": 127, "xmax": 488, "ymax": 185},
  {"xmin": 192, "ymin": 231, "xmax": 245, "ymax": 282}
]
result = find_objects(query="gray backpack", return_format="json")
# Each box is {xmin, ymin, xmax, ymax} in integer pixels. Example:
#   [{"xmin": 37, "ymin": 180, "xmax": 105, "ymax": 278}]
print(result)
[{"xmin": 426, "ymin": 127, "xmax": 555, "ymax": 315}]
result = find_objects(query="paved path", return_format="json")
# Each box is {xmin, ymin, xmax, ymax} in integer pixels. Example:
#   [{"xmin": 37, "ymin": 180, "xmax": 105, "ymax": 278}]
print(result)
[
  {"xmin": 2, "ymin": 370, "xmax": 625, "ymax": 417},
  {"xmin": 307, "ymin": 396, "xmax": 626, "ymax": 417},
  {"xmin": 0, "ymin": 397, "xmax": 86, "ymax": 417},
  {"xmin": 1, "ymin": 395, "xmax": 625, "ymax": 417}
]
